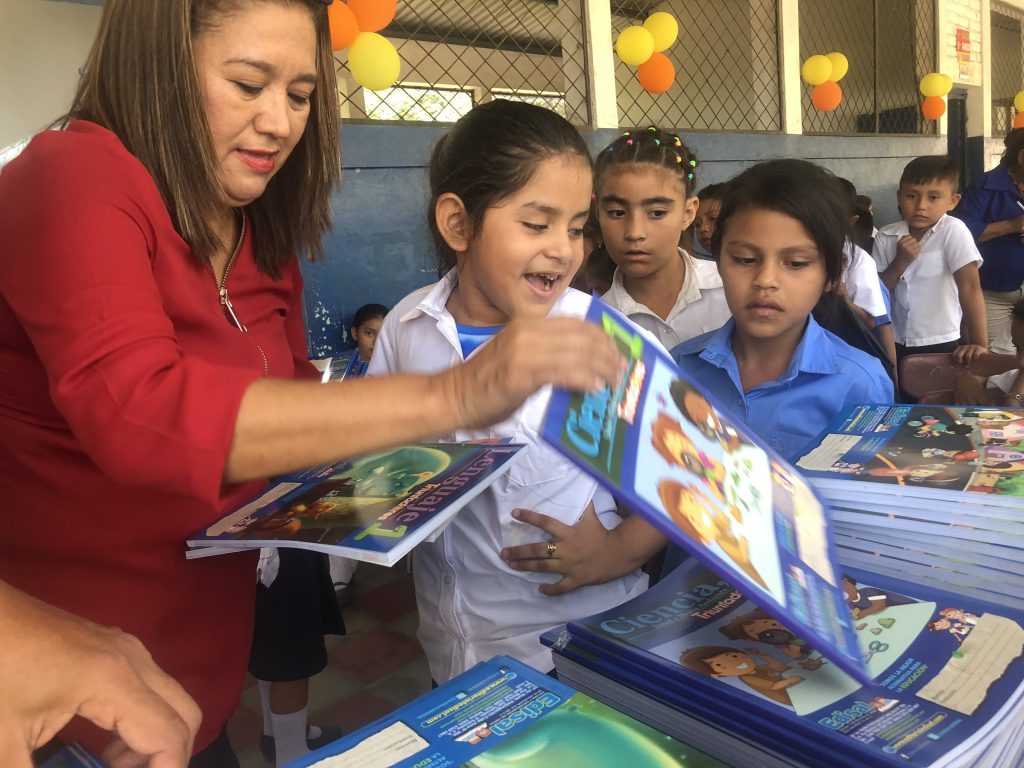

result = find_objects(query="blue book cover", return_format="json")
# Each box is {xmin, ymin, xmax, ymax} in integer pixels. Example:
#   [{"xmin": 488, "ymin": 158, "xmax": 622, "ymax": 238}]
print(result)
[
  {"xmin": 795, "ymin": 404, "xmax": 1024, "ymax": 505},
  {"xmin": 187, "ymin": 443, "xmax": 525, "ymax": 566},
  {"xmin": 553, "ymin": 559, "xmax": 1024, "ymax": 767},
  {"xmin": 286, "ymin": 655, "xmax": 724, "ymax": 767},
  {"xmin": 541, "ymin": 297, "xmax": 867, "ymax": 683},
  {"xmin": 37, "ymin": 744, "xmax": 105, "ymax": 768}
]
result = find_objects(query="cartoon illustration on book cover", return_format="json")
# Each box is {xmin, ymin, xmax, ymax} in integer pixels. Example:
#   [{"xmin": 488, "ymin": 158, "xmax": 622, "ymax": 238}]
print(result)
[{"xmin": 797, "ymin": 405, "xmax": 1024, "ymax": 497}]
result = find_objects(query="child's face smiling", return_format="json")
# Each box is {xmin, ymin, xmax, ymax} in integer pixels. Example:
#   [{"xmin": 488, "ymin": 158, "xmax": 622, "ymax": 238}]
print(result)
[
  {"xmin": 451, "ymin": 154, "xmax": 591, "ymax": 325},
  {"xmin": 597, "ymin": 164, "xmax": 698, "ymax": 282},
  {"xmin": 717, "ymin": 207, "xmax": 828, "ymax": 352},
  {"xmin": 897, "ymin": 179, "xmax": 961, "ymax": 238}
]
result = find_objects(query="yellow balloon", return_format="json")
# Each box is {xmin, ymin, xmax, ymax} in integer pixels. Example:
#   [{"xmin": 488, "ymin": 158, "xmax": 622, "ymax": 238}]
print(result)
[
  {"xmin": 919, "ymin": 72, "xmax": 946, "ymax": 98},
  {"xmin": 616, "ymin": 26, "xmax": 655, "ymax": 66},
  {"xmin": 643, "ymin": 12, "xmax": 678, "ymax": 52},
  {"xmin": 940, "ymin": 74, "xmax": 954, "ymax": 95},
  {"xmin": 801, "ymin": 55, "xmax": 832, "ymax": 86},
  {"xmin": 348, "ymin": 32, "xmax": 400, "ymax": 91},
  {"xmin": 1014, "ymin": 90, "xmax": 1024, "ymax": 113},
  {"xmin": 826, "ymin": 52, "xmax": 849, "ymax": 82}
]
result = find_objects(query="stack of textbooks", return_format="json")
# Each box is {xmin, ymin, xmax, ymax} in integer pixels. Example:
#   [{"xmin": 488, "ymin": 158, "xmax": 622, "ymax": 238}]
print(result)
[
  {"xmin": 534, "ymin": 300, "xmax": 1024, "ymax": 766},
  {"xmin": 287, "ymin": 655, "xmax": 724, "ymax": 767},
  {"xmin": 543, "ymin": 560, "xmax": 1024, "ymax": 768},
  {"xmin": 794, "ymin": 404, "xmax": 1024, "ymax": 610},
  {"xmin": 186, "ymin": 442, "xmax": 525, "ymax": 566}
]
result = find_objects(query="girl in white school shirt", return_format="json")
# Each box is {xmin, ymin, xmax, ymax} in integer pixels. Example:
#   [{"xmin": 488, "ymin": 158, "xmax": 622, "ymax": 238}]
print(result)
[{"xmin": 368, "ymin": 101, "xmax": 648, "ymax": 683}]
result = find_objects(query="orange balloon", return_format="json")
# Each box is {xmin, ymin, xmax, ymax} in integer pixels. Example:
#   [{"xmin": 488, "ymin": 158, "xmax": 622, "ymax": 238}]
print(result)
[
  {"xmin": 348, "ymin": 0, "xmax": 396, "ymax": 33},
  {"xmin": 637, "ymin": 52, "xmax": 675, "ymax": 94},
  {"xmin": 328, "ymin": 1, "xmax": 359, "ymax": 51},
  {"xmin": 811, "ymin": 80, "xmax": 842, "ymax": 111},
  {"xmin": 1013, "ymin": 112, "xmax": 1024, "ymax": 129},
  {"xmin": 922, "ymin": 95, "xmax": 946, "ymax": 120}
]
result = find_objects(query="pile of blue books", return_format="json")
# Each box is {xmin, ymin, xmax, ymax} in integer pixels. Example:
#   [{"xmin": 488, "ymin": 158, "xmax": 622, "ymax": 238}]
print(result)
[
  {"xmin": 794, "ymin": 404, "xmax": 1024, "ymax": 610},
  {"xmin": 534, "ymin": 300, "xmax": 1024, "ymax": 767},
  {"xmin": 287, "ymin": 655, "xmax": 724, "ymax": 767},
  {"xmin": 544, "ymin": 560, "xmax": 1024, "ymax": 768}
]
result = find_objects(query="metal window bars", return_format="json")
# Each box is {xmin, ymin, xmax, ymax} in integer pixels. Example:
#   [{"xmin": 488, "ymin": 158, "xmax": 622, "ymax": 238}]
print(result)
[
  {"xmin": 611, "ymin": 0, "xmax": 782, "ymax": 131},
  {"xmin": 800, "ymin": 0, "xmax": 936, "ymax": 135},
  {"xmin": 991, "ymin": 3, "xmax": 1023, "ymax": 137},
  {"xmin": 334, "ymin": 0, "xmax": 590, "ymax": 125}
]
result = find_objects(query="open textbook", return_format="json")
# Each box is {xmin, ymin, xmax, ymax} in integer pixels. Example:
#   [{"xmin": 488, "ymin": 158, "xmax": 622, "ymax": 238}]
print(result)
[
  {"xmin": 541, "ymin": 297, "xmax": 868, "ymax": 683},
  {"xmin": 287, "ymin": 655, "xmax": 723, "ymax": 768},
  {"xmin": 187, "ymin": 443, "xmax": 524, "ymax": 566},
  {"xmin": 545, "ymin": 559, "xmax": 1024, "ymax": 768}
]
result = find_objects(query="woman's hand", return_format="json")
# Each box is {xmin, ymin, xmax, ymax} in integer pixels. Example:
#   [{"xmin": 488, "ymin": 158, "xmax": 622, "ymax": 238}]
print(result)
[
  {"xmin": 0, "ymin": 582, "xmax": 200, "ymax": 768},
  {"xmin": 441, "ymin": 317, "xmax": 624, "ymax": 430},
  {"xmin": 500, "ymin": 505, "xmax": 665, "ymax": 596}
]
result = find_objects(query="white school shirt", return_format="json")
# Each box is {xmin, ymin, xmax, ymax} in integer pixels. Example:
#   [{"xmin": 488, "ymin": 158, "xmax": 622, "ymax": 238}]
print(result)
[
  {"xmin": 602, "ymin": 248, "xmax": 732, "ymax": 350},
  {"xmin": 367, "ymin": 271, "xmax": 649, "ymax": 683},
  {"xmin": 872, "ymin": 214, "xmax": 982, "ymax": 347},
  {"xmin": 842, "ymin": 240, "xmax": 888, "ymax": 325}
]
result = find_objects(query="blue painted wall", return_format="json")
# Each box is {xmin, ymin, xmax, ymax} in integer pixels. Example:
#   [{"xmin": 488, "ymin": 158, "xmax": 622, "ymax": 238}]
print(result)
[{"xmin": 304, "ymin": 124, "xmax": 943, "ymax": 357}]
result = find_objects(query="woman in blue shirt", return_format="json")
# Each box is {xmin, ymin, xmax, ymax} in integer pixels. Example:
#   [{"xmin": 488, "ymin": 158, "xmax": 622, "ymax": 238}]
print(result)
[{"xmin": 954, "ymin": 129, "xmax": 1024, "ymax": 354}]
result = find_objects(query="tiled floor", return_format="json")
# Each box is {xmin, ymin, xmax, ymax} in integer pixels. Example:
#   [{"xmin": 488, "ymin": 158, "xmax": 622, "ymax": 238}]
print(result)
[{"xmin": 229, "ymin": 561, "xmax": 430, "ymax": 767}]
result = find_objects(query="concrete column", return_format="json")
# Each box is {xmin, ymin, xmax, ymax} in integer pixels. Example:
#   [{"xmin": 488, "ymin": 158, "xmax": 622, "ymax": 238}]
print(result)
[
  {"xmin": 582, "ymin": 0, "xmax": 619, "ymax": 128},
  {"xmin": 778, "ymin": 0, "xmax": 803, "ymax": 134}
]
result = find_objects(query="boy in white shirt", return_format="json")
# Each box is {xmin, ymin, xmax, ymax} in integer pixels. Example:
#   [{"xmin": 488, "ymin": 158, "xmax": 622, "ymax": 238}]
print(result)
[
  {"xmin": 873, "ymin": 156, "xmax": 988, "ymax": 372},
  {"xmin": 596, "ymin": 129, "xmax": 731, "ymax": 350}
]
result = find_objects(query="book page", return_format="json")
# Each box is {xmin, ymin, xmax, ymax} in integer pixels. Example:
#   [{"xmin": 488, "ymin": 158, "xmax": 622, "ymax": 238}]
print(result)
[
  {"xmin": 308, "ymin": 722, "xmax": 427, "ymax": 768},
  {"xmin": 917, "ymin": 614, "xmax": 1024, "ymax": 715}
]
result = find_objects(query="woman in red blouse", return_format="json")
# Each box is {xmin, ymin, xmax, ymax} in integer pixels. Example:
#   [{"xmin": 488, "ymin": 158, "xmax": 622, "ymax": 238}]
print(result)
[{"xmin": 0, "ymin": 1, "xmax": 621, "ymax": 765}]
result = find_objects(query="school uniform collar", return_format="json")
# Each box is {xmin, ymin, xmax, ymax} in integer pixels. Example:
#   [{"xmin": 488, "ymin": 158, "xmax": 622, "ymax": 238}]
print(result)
[
  {"xmin": 398, "ymin": 268, "xmax": 459, "ymax": 325},
  {"xmin": 606, "ymin": 248, "xmax": 709, "ymax": 317},
  {"xmin": 882, "ymin": 213, "xmax": 951, "ymax": 240},
  {"xmin": 396, "ymin": 267, "xmax": 583, "ymax": 327},
  {"xmin": 696, "ymin": 315, "xmax": 841, "ymax": 388}
]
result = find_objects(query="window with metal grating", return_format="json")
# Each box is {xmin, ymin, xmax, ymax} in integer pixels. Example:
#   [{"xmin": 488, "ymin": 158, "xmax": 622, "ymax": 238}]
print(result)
[
  {"xmin": 992, "ymin": 3, "xmax": 1024, "ymax": 137},
  {"xmin": 800, "ymin": 0, "xmax": 936, "ymax": 135},
  {"xmin": 611, "ymin": 0, "xmax": 782, "ymax": 131},
  {"xmin": 335, "ymin": 0, "xmax": 589, "ymax": 125}
]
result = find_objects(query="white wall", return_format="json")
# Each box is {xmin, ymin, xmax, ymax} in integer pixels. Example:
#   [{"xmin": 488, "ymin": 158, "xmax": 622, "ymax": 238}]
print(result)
[{"xmin": 0, "ymin": 0, "xmax": 102, "ymax": 149}]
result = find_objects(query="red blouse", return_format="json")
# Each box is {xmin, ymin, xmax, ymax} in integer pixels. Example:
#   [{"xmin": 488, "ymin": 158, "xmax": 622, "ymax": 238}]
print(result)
[{"xmin": 0, "ymin": 122, "xmax": 317, "ymax": 753}]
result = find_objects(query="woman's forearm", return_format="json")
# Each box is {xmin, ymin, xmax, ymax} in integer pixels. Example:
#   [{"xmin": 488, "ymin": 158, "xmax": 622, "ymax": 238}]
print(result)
[{"xmin": 224, "ymin": 374, "xmax": 456, "ymax": 483}]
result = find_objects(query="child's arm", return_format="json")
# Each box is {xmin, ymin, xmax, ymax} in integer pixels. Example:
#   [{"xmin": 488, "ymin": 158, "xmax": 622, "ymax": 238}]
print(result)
[
  {"xmin": 875, "ymin": 322, "xmax": 897, "ymax": 369},
  {"xmin": 877, "ymin": 235, "xmax": 919, "ymax": 291},
  {"xmin": 501, "ymin": 507, "xmax": 666, "ymax": 596},
  {"xmin": 952, "ymin": 262, "xmax": 989, "ymax": 364}
]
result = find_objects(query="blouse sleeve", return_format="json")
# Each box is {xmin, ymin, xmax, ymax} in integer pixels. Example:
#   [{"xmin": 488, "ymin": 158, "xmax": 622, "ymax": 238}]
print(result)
[
  {"xmin": 953, "ymin": 176, "xmax": 994, "ymax": 242},
  {"xmin": 0, "ymin": 131, "xmax": 262, "ymax": 505}
]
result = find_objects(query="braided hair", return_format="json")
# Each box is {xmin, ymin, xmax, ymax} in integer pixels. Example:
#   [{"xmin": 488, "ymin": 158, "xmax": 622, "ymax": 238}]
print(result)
[{"xmin": 594, "ymin": 127, "xmax": 699, "ymax": 197}]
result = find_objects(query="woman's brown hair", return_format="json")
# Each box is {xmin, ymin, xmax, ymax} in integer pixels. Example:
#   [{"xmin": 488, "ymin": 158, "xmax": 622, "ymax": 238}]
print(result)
[{"xmin": 66, "ymin": 0, "xmax": 340, "ymax": 277}]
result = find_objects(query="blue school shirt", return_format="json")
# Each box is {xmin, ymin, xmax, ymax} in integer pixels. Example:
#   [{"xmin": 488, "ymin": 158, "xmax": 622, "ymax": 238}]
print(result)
[
  {"xmin": 669, "ymin": 316, "xmax": 894, "ymax": 462},
  {"xmin": 952, "ymin": 164, "xmax": 1024, "ymax": 292}
]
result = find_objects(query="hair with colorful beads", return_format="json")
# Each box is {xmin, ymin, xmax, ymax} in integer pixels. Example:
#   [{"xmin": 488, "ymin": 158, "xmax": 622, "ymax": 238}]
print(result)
[{"xmin": 594, "ymin": 127, "xmax": 699, "ymax": 197}]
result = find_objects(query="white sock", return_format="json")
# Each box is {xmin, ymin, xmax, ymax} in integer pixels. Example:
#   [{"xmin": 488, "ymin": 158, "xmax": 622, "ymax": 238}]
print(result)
[
  {"xmin": 329, "ymin": 555, "xmax": 357, "ymax": 585},
  {"xmin": 272, "ymin": 707, "xmax": 309, "ymax": 768},
  {"xmin": 307, "ymin": 725, "xmax": 322, "ymax": 739},
  {"xmin": 257, "ymin": 679, "xmax": 273, "ymax": 737}
]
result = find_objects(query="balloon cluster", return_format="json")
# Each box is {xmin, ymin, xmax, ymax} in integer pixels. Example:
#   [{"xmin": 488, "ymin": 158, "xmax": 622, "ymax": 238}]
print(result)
[
  {"xmin": 1013, "ymin": 91, "xmax": 1024, "ymax": 129},
  {"xmin": 328, "ymin": 0, "xmax": 400, "ymax": 91},
  {"xmin": 919, "ymin": 73, "xmax": 953, "ymax": 120},
  {"xmin": 615, "ymin": 12, "xmax": 679, "ymax": 94},
  {"xmin": 801, "ymin": 52, "xmax": 848, "ymax": 112}
]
